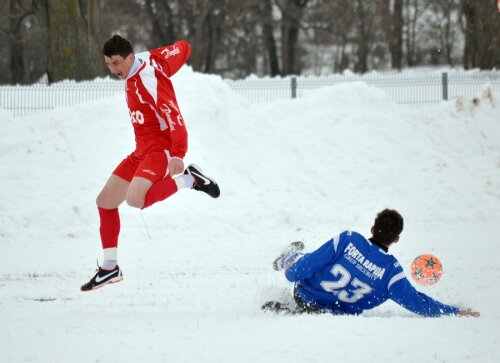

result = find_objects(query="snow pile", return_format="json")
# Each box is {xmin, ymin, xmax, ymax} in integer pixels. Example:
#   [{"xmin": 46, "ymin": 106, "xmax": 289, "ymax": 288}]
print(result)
[{"xmin": 0, "ymin": 67, "xmax": 499, "ymax": 362}]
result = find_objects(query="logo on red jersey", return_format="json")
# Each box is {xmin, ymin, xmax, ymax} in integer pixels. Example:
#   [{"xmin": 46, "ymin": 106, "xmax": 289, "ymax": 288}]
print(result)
[
  {"xmin": 142, "ymin": 169, "xmax": 157, "ymax": 176},
  {"xmin": 159, "ymin": 103, "xmax": 175, "ymax": 130},
  {"xmin": 161, "ymin": 46, "xmax": 180, "ymax": 59},
  {"xmin": 159, "ymin": 101, "xmax": 184, "ymax": 131},
  {"xmin": 129, "ymin": 110, "xmax": 144, "ymax": 125}
]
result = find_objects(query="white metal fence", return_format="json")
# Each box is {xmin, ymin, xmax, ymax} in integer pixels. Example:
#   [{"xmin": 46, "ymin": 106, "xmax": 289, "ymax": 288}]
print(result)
[
  {"xmin": 1, "ymin": 71, "xmax": 499, "ymax": 117},
  {"xmin": 226, "ymin": 71, "xmax": 500, "ymax": 107}
]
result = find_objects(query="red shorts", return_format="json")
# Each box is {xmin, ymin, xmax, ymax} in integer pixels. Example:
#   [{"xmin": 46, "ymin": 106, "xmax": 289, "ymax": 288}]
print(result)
[{"xmin": 113, "ymin": 151, "xmax": 169, "ymax": 183}]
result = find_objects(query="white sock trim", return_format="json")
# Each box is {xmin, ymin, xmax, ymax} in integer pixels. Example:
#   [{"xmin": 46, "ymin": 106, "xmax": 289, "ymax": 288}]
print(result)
[
  {"xmin": 102, "ymin": 260, "xmax": 117, "ymax": 270},
  {"xmin": 174, "ymin": 174, "xmax": 195, "ymax": 190},
  {"xmin": 103, "ymin": 247, "xmax": 117, "ymax": 261}
]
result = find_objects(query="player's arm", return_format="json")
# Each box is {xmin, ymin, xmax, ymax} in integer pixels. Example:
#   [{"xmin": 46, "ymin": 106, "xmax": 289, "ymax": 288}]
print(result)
[
  {"xmin": 153, "ymin": 40, "xmax": 191, "ymax": 77},
  {"xmin": 457, "ymin": 308, "xmax": 480, "ymax": 317},
  {"xmin": 167, "ymin": 112, "xmax": 188, "ymax": 176},
  {"xmin": 389, "ymin": 276, "xmax": 471, "ymax": 317},
  {"xmin": 285, "ymin": 235, "xmax": 342, "ymax": 282},
  {"xmin": 168, "ymin": 157, "xmax": 185, "ymax": 177}
]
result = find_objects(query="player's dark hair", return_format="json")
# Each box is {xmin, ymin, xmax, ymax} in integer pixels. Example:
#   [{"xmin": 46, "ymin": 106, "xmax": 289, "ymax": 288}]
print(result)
[
  {"xmin": 373, "ymin": 209, "xmax": 404, "ymax": 245},
  {"xmin": 102, "ymin": 35, "xmax": 133, "ymax": 58}
]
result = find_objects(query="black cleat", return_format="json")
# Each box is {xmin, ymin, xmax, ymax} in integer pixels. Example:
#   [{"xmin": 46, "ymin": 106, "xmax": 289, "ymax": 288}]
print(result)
[
  {"xmin": 261, "ymin": 301, "xmax": 293, "ymax": 313},
  {"xmin": 272, "ymin": 241, "xmax": 305, "ymax": 271},
  {"xmin": 81, "ymin": 265, "xmax": 123, "ymax": 292},
  {"xmin": 261, "ymin": 301, "xmax": 307, "ymax": 315},
  {"xmin": 185, "ymin": 164, "xmax": 220, "ymax": 198}
]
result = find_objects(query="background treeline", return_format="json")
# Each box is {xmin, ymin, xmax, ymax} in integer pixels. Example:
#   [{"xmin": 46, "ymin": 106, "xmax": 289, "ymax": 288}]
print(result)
[{"xmin": 0, "ymin": 0, "xmax": 499, "ymax": 84}]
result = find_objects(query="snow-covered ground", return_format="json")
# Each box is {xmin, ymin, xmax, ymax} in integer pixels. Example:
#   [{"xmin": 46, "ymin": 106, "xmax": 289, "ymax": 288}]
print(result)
[{"xmin": 1, "ymin": 67, "xmax": 499, "ymax": 362}]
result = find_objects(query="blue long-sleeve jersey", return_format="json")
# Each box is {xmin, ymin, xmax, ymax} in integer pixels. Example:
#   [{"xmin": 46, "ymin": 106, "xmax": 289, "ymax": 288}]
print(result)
[{"xmin": 286, "ymin": 231, "xmax": 459, "ymax": 317}]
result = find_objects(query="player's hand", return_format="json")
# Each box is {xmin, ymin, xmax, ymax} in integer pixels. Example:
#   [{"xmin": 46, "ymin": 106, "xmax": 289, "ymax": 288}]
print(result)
[
  {"xmin": 458, "ymin": 309, "xmax": 480, "ymax": 317},
  {"xmin": 168, "ymin": 157, "xmax": 184, "ymax": 177}
]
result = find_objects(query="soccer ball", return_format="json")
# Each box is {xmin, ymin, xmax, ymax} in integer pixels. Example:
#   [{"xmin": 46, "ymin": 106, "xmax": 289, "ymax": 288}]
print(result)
[{"xmin": 410, "ymin": 254, "xmax": 443, "ymax": 286}]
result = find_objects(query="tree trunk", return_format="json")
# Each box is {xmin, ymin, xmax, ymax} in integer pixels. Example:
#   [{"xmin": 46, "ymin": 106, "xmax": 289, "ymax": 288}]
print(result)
[
  {"xmin": 354, "ymin": 1, "xmax": 369, "ymax": 73},
  {"xmin": 261, "ymin": 0, "xmax": 280, "ymax": 76},
  {"xmin": 280, "ymin": 0, "xmax": 309, "ymax": 75},
  {"xmin": 160, "ymin": 1, "xmax": 176, "ymax": 45},
  {"xmin": 440, "ymin": 0, "xmax": 454, "ymax": 66},
  {"xmin": 283, "ymin": 22, "xmax": 300, "ymax": 74},
  {"xmin": 463, "ymin": 0, "xmax": 500, "ymax": 69},
  {"xmin": 280, "ymin": 9, "xmax": 292, "ymax": 74},
  {"xmin": 405, "ymin": 0, "xmax": 419, "ymax": 67},
  {"xmin": 381, "ymin": 0, "xmax": 403, "ymax": 70},
  {"xmin": 9, "ymin": 0, "xmax": 28, "ymax": 84},
  {"xmin": 145, "ymin": 0, "xmax": 167, "ymax": 47},
  {"xmin": 392, "ymin": 0, "xmax": 403, "ymax": 69},
  {"xmin": 0, "ymin": 0, "xmax": 10, "ymax": 84},
  {"xmin": 189, "ymin": 5, "xmax": 211, "ymax": 72},
  {"xmin": 204, "ymin": 12, "xmax": 216, "ymax": 73},
  {"xmin": 144, "ymin": 0, "xmax": 176, "ymax": 47},
  {"xmin": 335, "ymin": 40, "xmax": 350, "ymax": 73},
  {"xmin": 462, "ymin": 0, "xmax": 475, "ymax": 68},
  {"xmin": 46, "ymin": 0, "xmax": 100, "ymax": 83}
]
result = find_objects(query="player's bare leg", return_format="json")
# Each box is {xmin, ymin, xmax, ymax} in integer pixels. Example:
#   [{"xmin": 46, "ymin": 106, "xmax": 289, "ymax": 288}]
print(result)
[
  {"xmin": 126, "ymin": 176, "xmax": 153, "ymax": 209},
  {"xmin": 81, "ymin": 175, "xmax": 129, "ymax": 292},
  {"xmin": 97, "ymin": 174, "xmax": 130, "ymax": 209}
]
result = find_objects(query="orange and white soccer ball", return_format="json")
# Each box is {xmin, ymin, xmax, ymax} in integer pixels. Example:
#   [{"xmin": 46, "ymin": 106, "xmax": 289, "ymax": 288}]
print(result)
[{"xmin": 410, "ymin": 254, "xmax": 443, "ymax": 286}]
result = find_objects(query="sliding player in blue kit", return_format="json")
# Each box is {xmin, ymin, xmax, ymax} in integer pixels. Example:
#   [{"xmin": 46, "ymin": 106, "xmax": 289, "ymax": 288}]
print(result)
[{"xmin": 264, "ymin": 209, "xmax": 479, "ymax": 317}]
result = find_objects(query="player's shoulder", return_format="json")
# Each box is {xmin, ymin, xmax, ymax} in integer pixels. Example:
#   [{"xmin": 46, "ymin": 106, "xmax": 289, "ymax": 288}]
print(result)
[
  {"xmin": 340, "ymin": 230, "xmax": 369, "ymax": 244},
  {"xmin": 346, "ymin": 230, "xmax": 365, "ymax": 239},
  {"xmin": 135, "ymin": 51, "xmax": 150, "ymax": 60},
  {"xmin": 332, "ymin": 230, "xmax": 369, "ymax": 252},
  {"xmin": 379, "ymin": 251, "xmax": 403, "ymax": 279}
]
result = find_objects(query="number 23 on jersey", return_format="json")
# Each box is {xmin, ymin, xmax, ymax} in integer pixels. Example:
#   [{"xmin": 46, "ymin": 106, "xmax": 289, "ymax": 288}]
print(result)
[{"xmin": 320, "ymin": 264, "xmax": 373, "ymax": 303}]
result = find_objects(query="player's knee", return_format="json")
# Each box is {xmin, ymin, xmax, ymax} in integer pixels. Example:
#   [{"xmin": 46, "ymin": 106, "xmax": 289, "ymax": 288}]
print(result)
[
  {"xmin": 96, "ymin": 191, "xmax": 118, "ymax": 209},
  {"xmin": 125, "ymin": 194, "xmax": 144, "ymax": 209},
  {"xmin": 96, "ymin": 193, "xmax": 109, "ymax": 208}
]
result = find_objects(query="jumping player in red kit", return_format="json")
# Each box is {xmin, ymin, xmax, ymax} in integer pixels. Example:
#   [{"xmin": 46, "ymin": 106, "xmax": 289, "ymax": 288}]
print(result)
[{"xmin": 81, "ymin": 35, "xmax": 220, "ymax": 291}]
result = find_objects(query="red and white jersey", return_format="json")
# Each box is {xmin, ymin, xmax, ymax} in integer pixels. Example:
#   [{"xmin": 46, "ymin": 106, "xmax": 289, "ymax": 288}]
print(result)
[{"xmin": 125, "ymin": 40, "xmax": 191, "ymax": 159}]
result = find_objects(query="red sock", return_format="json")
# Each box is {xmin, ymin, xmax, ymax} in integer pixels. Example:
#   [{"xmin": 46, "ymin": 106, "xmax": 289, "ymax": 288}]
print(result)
[
  {"xmin": 142, "ymin": 177, "xmax": 178, "ymax": 209},
  {"xmin": 98, "ymin": 207, "xmax": 120, "ymax": 249}
]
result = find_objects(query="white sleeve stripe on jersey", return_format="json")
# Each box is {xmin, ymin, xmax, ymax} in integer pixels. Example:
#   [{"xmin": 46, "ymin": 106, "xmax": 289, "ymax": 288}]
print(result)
[
  {"xmin": 333, "ymin": 234, "xmax": 340, "ymax": 252},
  {"xmin": 163, "ymin": 150, "xmax": 172, "ymax": 179},
  {"xmin": 136, "ymin": 60, "xmax": 169, "ymax": 131},
  {"xmin": 388, "ymin": 271, "xmax": 405, "ymax": 289},
  {"xmin": 139, "ymin": 61, "xmax": 158, "ymax": 104},
  {"xmin": 151, "ymin": 57, "xmax": 170, "ymax": 79},
  {"xmin": 134, "ymin": 77, "xmax": 168, "ymax": 131}
]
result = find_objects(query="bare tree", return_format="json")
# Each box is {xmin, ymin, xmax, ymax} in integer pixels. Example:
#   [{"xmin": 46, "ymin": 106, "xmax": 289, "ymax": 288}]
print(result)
[
  {"xmin": 352, "ymin": 0, "xmax": 373, "ymax": 73},
  {"xmin": 181, "ymin": 0, "xmax": 214, "ymax": 72},
  {"xmin": 381, "ymin": 0, "xmax": 403, "ymax": 70},
  {"xmin": 276, "ymin": 0, "xmax": 310, "ymax": 75},
  {"xmin": 9, "ymin": 0, "xmax": 27, "ymax": 83},
  {"xmin": 229, "ymin": 3, "xmax": 264, "ymax": 76},
  {"xmin": 404, "ymin": 0, "xmax": 433, "ymax": 66},
  {"xmin": 0, "ymin": 0, "xmax": 12, "ymax": 84},
  {"xmin": 259, "ymin": 0, "xmax": 281, "ymax": 76},
  {"xmin": 144, "ymin": 0, "xmax": 176, "ymax": 47},
  {"xmin": 2, "ymin": 0, "xmax": 497, "ymax": 82},
  {"xmin": 0, "ymin": 0, "xmax": 38, "ymax": 84},
  {"xmin": 317, "ymin": 0, "xmax": 356, "ymax": 73},
  {"xmin": 44, "ymin": 0, "xmax": 102, "ymax": 83},
  {"xmin": 462, "ymin": 0, "xmax": 500, "ymax": 69},
  {"xmin": 432, "ymin": 0, "xmax": 458, "ymax": 66}
]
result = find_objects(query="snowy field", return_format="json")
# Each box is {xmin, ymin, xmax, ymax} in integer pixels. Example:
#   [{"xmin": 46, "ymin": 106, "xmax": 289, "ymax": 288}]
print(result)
[{"xmin": 1, "ymin": 67, "xmax": 499, "ymax": 362}]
